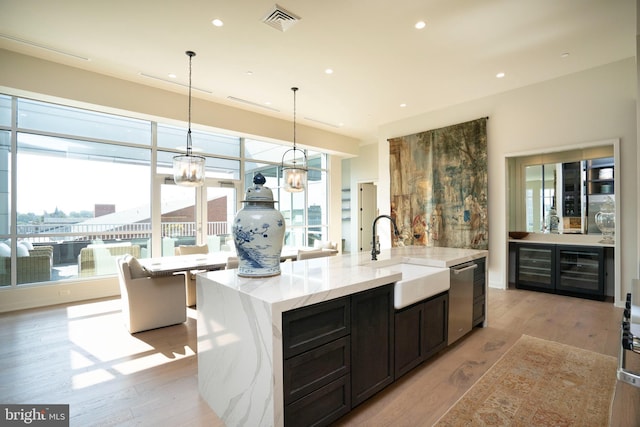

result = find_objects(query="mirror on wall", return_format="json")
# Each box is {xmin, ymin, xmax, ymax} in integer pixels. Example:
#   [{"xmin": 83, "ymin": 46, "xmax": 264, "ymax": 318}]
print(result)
[{"xmin": 508, "ymin": 144, "xmax": 615, "ymax": 235}]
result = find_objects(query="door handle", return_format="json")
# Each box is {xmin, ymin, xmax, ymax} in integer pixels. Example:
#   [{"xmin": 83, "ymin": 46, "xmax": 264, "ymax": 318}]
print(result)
[{"xmin": 452, "ymin": 264, "xmax": 478, "ymax": 274}]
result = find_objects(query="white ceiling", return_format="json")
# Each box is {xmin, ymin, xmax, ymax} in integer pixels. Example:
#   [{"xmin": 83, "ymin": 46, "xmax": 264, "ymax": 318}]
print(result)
[{"xmin": 0, "ymin": 0, "xmax": 635, "ymax": 142}]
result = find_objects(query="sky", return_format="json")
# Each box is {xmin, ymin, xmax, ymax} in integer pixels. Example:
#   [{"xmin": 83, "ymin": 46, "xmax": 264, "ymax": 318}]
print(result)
[{"xmin": 18, "ymin": 154, "xmax": 152, "ymax": 215}]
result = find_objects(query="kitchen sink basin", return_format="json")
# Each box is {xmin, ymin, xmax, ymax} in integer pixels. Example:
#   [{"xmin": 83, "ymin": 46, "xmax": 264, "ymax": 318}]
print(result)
[{"xmin": 378, "ymin": 263, "xmax": 450, "ymax": 309}]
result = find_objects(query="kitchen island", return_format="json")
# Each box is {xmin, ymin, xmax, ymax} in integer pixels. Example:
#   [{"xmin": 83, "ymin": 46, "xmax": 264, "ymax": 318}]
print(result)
[{"xmin": 196, "ymin": 246, "xmax": 487, "ymax": 427}]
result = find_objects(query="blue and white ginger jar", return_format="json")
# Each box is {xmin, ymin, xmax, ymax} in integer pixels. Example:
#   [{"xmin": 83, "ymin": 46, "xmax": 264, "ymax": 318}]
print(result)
[{"xmin": 232, "ymin": 173, "xmax": 285, "ymax": 277}]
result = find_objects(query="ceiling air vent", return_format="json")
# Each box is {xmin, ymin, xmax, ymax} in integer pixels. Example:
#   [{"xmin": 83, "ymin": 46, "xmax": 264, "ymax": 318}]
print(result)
[
  {"xmin": 227, "ymin": 96, "xmax": 280, "ymax": 112},
  {"xmin": 262, "ymin": 4, "xmax": 301, "ymax": 32}
]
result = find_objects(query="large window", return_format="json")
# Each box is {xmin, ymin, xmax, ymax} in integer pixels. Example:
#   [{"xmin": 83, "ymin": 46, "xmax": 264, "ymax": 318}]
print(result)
[
  {"xmin": 244, "ymin": 139, "xmax": 328, "ymax": 247},
  {"xmin": 0, "ymin": 95, "xmax": 329, "ymax": 287},
  {"xmin": 15, "ymin": 133, "xmax": 151, "ymax": 281}
]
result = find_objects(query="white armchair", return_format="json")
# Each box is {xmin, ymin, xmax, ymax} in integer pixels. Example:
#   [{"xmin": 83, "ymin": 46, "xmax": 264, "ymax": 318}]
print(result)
[{"xmin": 117, "ymin": 255, "xmax": 186, "ymax": 334}]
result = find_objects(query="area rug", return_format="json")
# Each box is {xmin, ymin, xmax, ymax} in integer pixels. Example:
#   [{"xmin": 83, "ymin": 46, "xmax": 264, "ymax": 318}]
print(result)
[{"xmin": 434, "ymin": 335, "xmax": 617, "ymax": 427}]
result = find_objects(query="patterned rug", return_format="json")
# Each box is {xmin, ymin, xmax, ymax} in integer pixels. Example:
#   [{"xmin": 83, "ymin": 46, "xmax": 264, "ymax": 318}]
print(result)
[{"xmin": 434, "ymin": 335, "xmax": 617, "ymax": 426}]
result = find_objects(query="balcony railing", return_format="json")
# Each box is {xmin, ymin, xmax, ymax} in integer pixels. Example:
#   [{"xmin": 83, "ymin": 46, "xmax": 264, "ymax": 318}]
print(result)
[{"xmin": 17, "ymin": 221, "xmax": 229, "ymax": 243}]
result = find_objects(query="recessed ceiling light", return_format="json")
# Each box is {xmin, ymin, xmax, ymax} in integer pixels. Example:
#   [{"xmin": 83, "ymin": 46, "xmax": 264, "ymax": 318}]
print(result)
[
  {"xmin": 400, "ymin": 103, "xmax": 407, "ymax": 108},
  {"xmin": 245, "ymin": 71, "xmax": 254, "ymax": 75},
  {"xmin": 415, "ymin": 21, "xmax": 426, "ymax": 30},
  {"xmin": 168, "ymin": 73, "xmax": 177, "ymax": 79},
  {"xmin": 561, "ymin": 52, "xmax": 570, "ymax": 58},
  {"xmin": 325, "ymin": 68, "xmax": 333, "ymax": 74},
  {"xmin": 496, "ymin": 72, "xmax": 505, "ymax": 78},
  {"xmin": 212, "ymin": 18, "xmax": 224, "ymax": 27}
]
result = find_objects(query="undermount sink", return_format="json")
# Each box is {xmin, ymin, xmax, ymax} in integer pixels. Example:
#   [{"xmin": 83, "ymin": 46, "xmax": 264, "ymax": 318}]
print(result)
[{"xmin": 378, "ymin": 263, "xmax": 450, "ymax": 309}]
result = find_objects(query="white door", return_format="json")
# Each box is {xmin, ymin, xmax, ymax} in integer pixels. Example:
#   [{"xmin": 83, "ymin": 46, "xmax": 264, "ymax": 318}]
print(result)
[
  {"xmin": 155, "ymin": 177, "xmax": 239, "ymax": 257},
  {"xmin": 358, "ymin": 182, "xmax": 377, "ymax": 252},
  {"xmin": 202, "ymin": 181, "xmax": 238, "ymax": 253}
]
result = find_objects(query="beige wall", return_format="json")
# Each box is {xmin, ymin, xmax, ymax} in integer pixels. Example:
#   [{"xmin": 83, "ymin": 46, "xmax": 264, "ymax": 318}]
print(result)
[
  {"xmin": 0, "ymin": 49, "xmax": 361, "ymax": 157},
  {"xmin": 373, "ymin": 58, "xmax": 638, "ymax": 306}
]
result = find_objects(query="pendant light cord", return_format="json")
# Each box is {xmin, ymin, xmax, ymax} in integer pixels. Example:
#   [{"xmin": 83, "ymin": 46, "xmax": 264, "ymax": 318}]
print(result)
[
  {"xmin": 186, "ymin": 51, "xmax": 195, "ymax": 156},
  {"xmin": 292, "ymin": 87, "xmax": 298, "ymax": 164}
]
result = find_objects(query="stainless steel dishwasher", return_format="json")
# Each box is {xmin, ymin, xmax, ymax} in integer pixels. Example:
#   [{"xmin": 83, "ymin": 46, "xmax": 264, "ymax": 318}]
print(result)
[{"xmin": 448, "ymin": 261, "xmax": 478, "ymax": 345}]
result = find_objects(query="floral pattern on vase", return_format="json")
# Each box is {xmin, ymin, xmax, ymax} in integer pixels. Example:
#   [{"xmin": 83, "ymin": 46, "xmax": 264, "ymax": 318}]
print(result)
[{"xmin": 232, "ymin": 173, "xmax": 285, "ymax": 277}]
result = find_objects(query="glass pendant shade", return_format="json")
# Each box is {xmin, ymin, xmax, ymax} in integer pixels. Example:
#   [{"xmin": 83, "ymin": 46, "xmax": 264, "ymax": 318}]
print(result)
[
  {"xmin": 173, "ymin": 152, "xmax": 205, "ymax": 187},
  {"xmin": 283, "ymin": 163, "xmax": 307, "ymax": 192}
]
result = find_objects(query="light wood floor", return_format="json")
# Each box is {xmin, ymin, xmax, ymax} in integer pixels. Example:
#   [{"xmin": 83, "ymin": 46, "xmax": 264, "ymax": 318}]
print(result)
[{"xmin": 1, "ymin": 288, "xmax": 638, "ymax": 426}]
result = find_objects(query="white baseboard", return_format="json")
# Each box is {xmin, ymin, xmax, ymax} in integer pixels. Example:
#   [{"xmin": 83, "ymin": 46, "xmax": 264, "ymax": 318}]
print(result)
[{"xmin": 0, "ymin": 277, "xmax": 120, "ymax": 313}]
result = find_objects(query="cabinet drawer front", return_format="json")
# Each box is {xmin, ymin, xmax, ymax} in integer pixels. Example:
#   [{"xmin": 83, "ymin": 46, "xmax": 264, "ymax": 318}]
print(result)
[
  {"xmin": 283, "ymin": 336, "xmax": 350, "ymax": 405},
  {"xmin": 285, "ymin": 375, "xmax": 351, "ymax": 427},
  {"xmin": 283, "ymin": 297, "xmax": 350, "ymax": 359}
]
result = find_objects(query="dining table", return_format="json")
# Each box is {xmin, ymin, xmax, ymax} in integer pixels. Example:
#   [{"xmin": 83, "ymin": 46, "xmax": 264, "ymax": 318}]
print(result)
[{"xmin": 138, "ymin": 247, "xmax": 305, "ymax": 277}]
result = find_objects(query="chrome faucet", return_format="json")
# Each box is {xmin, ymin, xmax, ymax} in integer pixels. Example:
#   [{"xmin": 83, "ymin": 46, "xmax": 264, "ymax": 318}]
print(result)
[{"xmin": 371, "ymin": 215, "xmax": 400, "ymax": 260}]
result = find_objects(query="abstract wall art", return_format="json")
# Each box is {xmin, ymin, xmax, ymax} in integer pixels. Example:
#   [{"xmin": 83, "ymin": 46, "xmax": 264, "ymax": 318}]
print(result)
[{"xmin": 388, "ymin": 117, "xmax": 488, "ymax": 249}]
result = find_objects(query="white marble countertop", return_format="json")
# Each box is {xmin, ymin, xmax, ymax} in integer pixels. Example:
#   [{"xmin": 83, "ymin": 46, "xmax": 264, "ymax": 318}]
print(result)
[
  {"xmin": 199, "ymin": 246, "xmax": 488, "ymax": 312},
  {"xmin": 365, "ymin": 246, "xmax": 488, "ymax": 268}
]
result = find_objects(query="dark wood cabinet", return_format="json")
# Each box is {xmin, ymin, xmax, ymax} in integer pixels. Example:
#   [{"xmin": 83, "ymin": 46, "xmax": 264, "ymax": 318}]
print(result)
[
  {"xmin": 350, "ymin": 284, "xmax": 394, "ymax": 407},
  {"xmin": 586, "ymin": 157, "xmax": 614, "ymax": 196},
  {"xmin": 394, "ymin": 291, "xmax": 448, "ymax": 379},
  {"xmin": 282, "ymin": 285, "xmax": 395, "ymax": 425},
  {"xmin": 282, "ymin": 297, "xmax": 351, "ymax": 427},
  {"xmin": 562, "ymin": 161, "xmax": 582, "ymax": 217},
  {"xmin": 472, "ymin": 258, "xmax": 486, "ymax": 326}
]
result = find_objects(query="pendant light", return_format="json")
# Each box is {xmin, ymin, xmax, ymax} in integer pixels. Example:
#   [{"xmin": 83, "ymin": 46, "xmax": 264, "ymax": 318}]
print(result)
[
  {"xmin": 173, "ymin": 50, "xmax": 205, "ymax": 187},
  {"xmin": 281, "ymin": 87, "xmax": 308, "ymax": 192}
]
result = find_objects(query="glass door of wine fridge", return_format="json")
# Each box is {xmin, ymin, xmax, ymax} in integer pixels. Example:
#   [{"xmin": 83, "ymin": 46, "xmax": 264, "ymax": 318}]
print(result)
[{"xmin": 515, "ymin": 244, "xmax": 555, "ymax": 291}]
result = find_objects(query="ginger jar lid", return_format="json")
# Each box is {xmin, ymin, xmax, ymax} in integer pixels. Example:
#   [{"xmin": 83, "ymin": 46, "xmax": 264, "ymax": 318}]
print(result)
[{"xmin": 242, "ymin": 173, "xmax": 275, "ymax": 203}]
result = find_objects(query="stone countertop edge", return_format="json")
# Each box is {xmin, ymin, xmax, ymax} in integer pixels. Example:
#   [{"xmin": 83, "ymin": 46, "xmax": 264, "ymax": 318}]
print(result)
[
  {"xmin": 508, "ymin": 233, "xmax": 614, "ymax": 247},
  {"xmin": 199, "ymin": 246, "xmax": 488, "ymax": 312}
]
